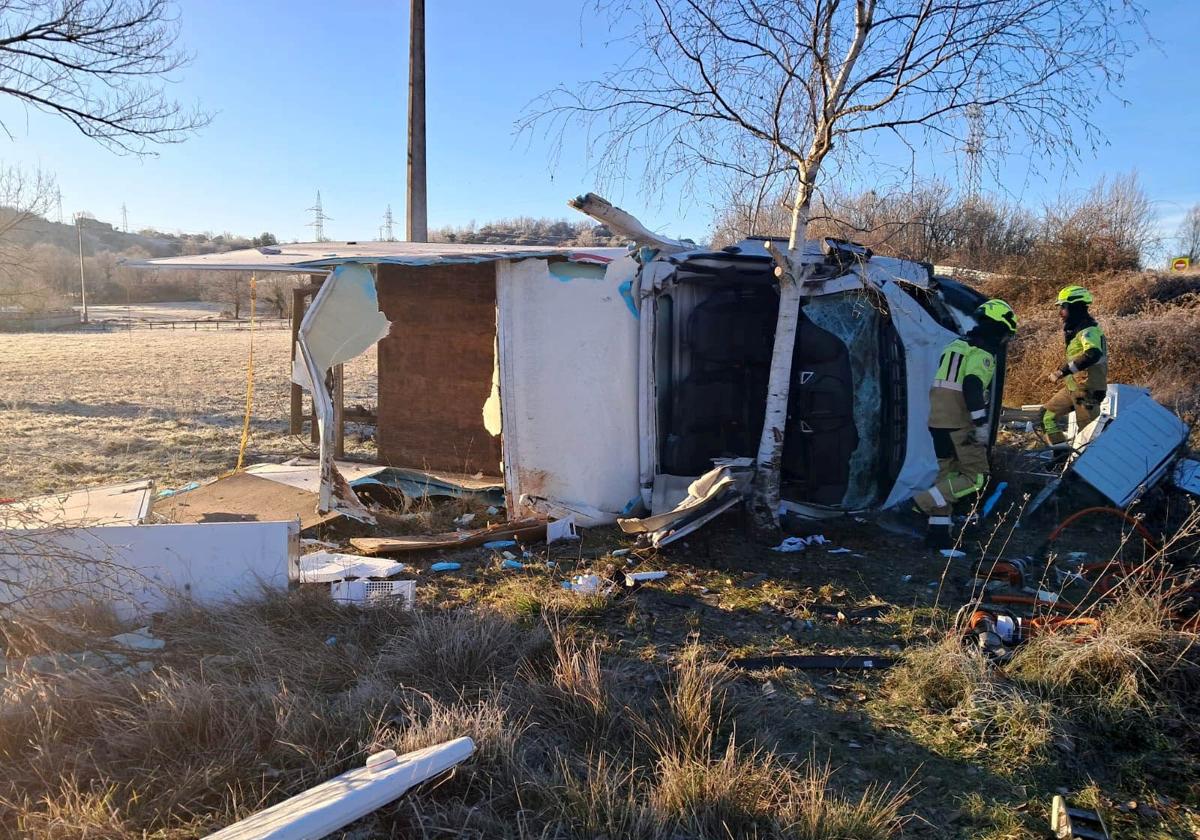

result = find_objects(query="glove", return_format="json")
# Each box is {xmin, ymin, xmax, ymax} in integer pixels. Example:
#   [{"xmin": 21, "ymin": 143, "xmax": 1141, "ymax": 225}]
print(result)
[
  {"xmin": 973, "ymin": 425, "xmax": 989, "ymax": 446},
  {"xmin": 1047, "ymin": 369, "xmax": 1064, "ymax": 383}
]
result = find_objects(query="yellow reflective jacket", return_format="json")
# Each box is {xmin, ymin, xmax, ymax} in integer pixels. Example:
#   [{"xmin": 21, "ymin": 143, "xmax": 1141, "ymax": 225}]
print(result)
[{"xmin": 929, "ymin": 338, "xmax": 996, "ymax": 429}]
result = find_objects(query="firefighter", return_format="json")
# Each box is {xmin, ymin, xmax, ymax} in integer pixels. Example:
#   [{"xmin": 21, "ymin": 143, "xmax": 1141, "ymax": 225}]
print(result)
[
  {"xmin": 1042, "ymin": 285, "xmax": 1108, "ymax": 446},
  {"xmin": 914, "ymin": 299, "xmax": 1018, "ymax": 548}
]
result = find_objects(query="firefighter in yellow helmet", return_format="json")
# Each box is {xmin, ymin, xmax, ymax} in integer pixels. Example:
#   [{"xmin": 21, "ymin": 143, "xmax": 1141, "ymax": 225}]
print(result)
[
  {"xmin": 914, "ymin": 299, "xmax": 1017, "ymax": 549},
  {"xmin": 1042, "ymin": 285, "xmax": 1108, "ymax": 445}
]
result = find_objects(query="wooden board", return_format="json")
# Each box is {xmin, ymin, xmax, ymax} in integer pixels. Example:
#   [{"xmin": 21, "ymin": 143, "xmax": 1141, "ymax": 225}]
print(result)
[
  {"xmin": 153, "ymin": 472, "xmax": 335, "ymax": 531},
  {"xmin": 375, "ymin": 263, "xmax": 503, "ymax": 475}
]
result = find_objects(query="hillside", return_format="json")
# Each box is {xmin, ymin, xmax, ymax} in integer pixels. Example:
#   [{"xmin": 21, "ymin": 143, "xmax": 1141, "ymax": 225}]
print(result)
[{"xmin": 0, "ymin": 211, "xmax": 261, "ymax": 258}]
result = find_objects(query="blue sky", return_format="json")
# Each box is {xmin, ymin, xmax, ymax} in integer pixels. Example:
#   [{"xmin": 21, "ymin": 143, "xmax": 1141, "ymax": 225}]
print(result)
[{"xmin": 0, "ymin": 0, "xmax": 1196, "ymax": 250}]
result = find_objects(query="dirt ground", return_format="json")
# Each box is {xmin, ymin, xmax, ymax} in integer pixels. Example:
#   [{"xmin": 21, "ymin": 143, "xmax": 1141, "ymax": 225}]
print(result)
[{"xmin": 0, "ymin": 328, "xmax": 377, "ymax": 497}]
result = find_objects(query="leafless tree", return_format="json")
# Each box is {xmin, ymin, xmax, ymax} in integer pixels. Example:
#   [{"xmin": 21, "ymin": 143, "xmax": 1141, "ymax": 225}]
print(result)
[
  {"xmin": 525, "ymin": 0, "xmax": 1147, "ymax": 533},
  {"xmin": 0, "ymin": 164, "xmax": 60, "ymax": 308},
  {"xmin": 1178, "ymin": 204, "xmax": 1200, "ymax": 262},
  {"xmin": 0, "ymin": 0, "xmax": 209, "ymax": 153}
]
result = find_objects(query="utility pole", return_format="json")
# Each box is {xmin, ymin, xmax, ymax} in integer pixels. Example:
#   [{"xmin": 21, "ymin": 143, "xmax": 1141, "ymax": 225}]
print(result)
[
  {"xmin": 406, "ymin": 0, "xmax": 428, "ymax": 242},
  {"xmin": 121, "ymin": 203, "xmax": 129, "ymax": 232},
  {"xmin": 383, "ymin": 204, "xmax": 396, "ymax": 241},
  {"xmin": 75, "ymin": 214, "xmax": 88, "ymax": 323},
  {"xmin": 307, "ymin": 191, "xmax": 331, "ymax": 241},
  {"xmin": 54, "ymin": 188, "xmax": 63, "ymax": 224}
]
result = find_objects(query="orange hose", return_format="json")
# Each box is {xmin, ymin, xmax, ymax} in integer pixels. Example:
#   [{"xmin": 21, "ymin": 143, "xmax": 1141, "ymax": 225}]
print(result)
[{"xmin": 1047, "ymin": 506, "xmax": 1160, "ymax": 552}]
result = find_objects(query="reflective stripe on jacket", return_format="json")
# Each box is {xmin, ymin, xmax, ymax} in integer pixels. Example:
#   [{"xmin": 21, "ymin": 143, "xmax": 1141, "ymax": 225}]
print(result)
[{"xmin": 930, "ymin": 338, "xmax": 996, "ymax": 429}]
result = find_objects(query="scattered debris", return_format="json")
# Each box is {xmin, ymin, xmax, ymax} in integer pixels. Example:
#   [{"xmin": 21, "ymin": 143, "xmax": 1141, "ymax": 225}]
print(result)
[
  {"xmin": 940, "ymin": 549, "xmax": 967, "ymax": 559},
  {"xmin": 562, "ymin": 574, "xmax": 612, "ymax": 596},
  {"xmin": 773, "ymin": 534, "xmax": 829, "ymax": 552},
  {"xmin": 624, "ymin": 570, "xmax": 668, "ymax": 587},
  {"xmin": 350, "ymin": 518, "xmax": 550, "ymax": 556},
  {"xmin": 454, "ymin": 513, "xmax": 476, "ymax": 527},
  {"xmin": 1050, "ymin": 794, "xmax": 1110, "ymax": 840},
  {"xmin": 618, "ymin": 463, "xmax": 751, "ymax": 548},
  {"xmin": 500, "ymin": 558, "xmax": 525, "ymax": 570},
  {"xmin": 1, "ymin": 479, "xmax": 154, "ymax": 528},
  {"xmin": 206, "ymin": 738, "xmax": 475, "ymax": 839},
  {"xmin": 155, "ymin": 481, "xmax": 199, "ymax": 499},
  {"xmin": 331, "ymin": 579, "xmax": 415, "ymax": 609},
  {"xmin": 482, "ymin": 539, "xmax": 517, "ymax": 550},
  {"xmin": 109, "ymin": 626, "xmax": 165, "ymax": 652},
  {"xmin": 733, "ymin": 654, "xmax": 896, "ymax": 672},
  {"xmin": 826, "ymin": 547, "xmax": 852, "ymax": 555},
  {"xmin": 430, "ymin": 562, "xmax": 461, "ymax": 573},
  {"xmin": 611, "ymin": 548, "xmax": 631, "ymax": 558},
  {"xmin": 546, "ymin": 516, "xmax": 579, "ymax": 543},
  {"xmin": 299, "ymin": 552, "xmax": 406, "ymax": 584}
]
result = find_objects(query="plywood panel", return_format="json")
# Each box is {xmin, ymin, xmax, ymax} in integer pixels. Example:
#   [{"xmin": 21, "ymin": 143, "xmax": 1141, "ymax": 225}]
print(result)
[{"xmin": 376, "ymin": 263, "xmax": 502, "ymax": 475}]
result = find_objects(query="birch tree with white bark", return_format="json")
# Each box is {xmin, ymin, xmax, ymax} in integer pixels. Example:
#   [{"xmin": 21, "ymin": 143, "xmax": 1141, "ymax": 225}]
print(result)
[{"xmin": 525, "ymin": 0, "xmax": 1147, "ymax": 536}]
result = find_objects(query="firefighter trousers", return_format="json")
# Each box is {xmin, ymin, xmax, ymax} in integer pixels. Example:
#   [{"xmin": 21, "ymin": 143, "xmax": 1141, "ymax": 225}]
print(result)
[
  {"xmin": 1041, "ymin": 387, "xmax": 1101, "ymax": 444},
  {"xmin": 914, "ymin": 427, "xmax": 989, "ymax": 524}
]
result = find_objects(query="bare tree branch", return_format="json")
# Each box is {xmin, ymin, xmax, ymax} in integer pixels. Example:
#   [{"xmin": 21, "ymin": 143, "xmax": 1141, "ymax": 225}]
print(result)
[{"xmin": 0, "ymin": 0, "xmax": 210, "ymax": 154}]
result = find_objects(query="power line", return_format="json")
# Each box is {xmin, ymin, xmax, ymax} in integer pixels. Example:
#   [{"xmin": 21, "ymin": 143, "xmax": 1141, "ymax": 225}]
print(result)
[
  {"xmin": 383, "ymin": 204, "xmax": 395, "ymax": 241},
  {"xmin": 306, "ymin": 190, "xmax": 331, "ymax": 242}
]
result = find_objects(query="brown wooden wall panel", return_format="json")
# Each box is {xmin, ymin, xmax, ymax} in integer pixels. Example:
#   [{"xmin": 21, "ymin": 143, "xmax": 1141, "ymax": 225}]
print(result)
[{"xmin": 376, "ymin": 263, "xmax": 503, "ymax": 475}]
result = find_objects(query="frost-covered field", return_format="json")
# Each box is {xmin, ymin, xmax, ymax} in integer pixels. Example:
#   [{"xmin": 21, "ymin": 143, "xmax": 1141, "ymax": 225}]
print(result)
[{"xmin": 0, "ymin": 329, "xmax": 376, "ymax": 498}]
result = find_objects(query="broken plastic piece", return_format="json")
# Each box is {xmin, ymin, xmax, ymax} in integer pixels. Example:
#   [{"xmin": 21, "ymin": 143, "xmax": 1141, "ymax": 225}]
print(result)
[
  {"xmin": 546, "ymin": 517, "xmax": 579, "ymax": 543},
  {"xmin": 205, "ymin": 737, "xmax": 475, "ymax": 840},
  {"xmin": 624, "ymin": 570, "xmax": 668, "ymax": 586},
  {"xmin": 430, "ymin": 562, "xmax": 461, "ymax": 573},
  {"xmin": 482, "ymin": 540, "xmax": 517, "ymax": 550},
  {"xmin": 562, "ymin": 574, "xmax": 611, "ymax": 595},
  {"xmin": 773, "ymin": 535, "xmax": 828, "ymax": 552},
  {"xmin": 500, "ymin": 558, "xmax": 524, "ymax": 570},
  {"xmin": 299, "ymin": 552, "xmax": 405, "ymax": 584},
  {"xmin": 330, "ymin": 579, "xmax": 415, "ymax": 609}
]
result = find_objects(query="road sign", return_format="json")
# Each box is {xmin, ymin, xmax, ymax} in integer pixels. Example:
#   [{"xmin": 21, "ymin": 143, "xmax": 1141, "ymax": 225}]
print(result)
[{"xmin": 1172, "ymin": 256, "xmax": 1191, "ymax": 271}]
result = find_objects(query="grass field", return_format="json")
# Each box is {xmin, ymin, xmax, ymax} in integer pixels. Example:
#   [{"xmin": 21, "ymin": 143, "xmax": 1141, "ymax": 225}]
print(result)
[{"xmin": 0, "ymin": 329, "xmax": 376, "ymax": 498}]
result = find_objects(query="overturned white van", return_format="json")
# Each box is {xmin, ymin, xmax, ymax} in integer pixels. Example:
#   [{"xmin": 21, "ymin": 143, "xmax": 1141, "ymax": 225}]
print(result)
[{"xmin": 134, "ymin": 198, "xmax": 1001, "ymax": 527}]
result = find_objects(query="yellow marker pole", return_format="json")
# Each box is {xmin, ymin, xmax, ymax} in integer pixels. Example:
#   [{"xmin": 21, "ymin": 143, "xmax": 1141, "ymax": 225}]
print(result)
[{"xmin": 234, "ymin": 274, "xmax": 257, "ymax": 472}]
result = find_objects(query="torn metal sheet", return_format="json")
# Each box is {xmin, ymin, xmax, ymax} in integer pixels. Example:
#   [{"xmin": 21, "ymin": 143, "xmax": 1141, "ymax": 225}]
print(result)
[
  {"xmin": 1070, "ymin": 396, "xmax": 1189, "ymax": 507},
  {"xmin": 0, "ymin": 479, "xmax": 154, "ymax": 529},
  {"xmin": 355, "ymin": 467, "xmax": 504, "ymax": 504},
  {"xmin": 350, "ymin": 518, "xmax": 549, "ymax": 556},
  {"xmin": 618, "ymin": 464, "xmax": 751, "ymax": 547},
  {"xmin": 205, "ymin": 737, "xmax": 475, "ymax": 840},
  {"xmin": 298, "ymin": 552, "xmax": 406, "ymax": 583},
  {"xmin": 245, "ymin": 460, "xmax": 389, "ymax": 494},
  {"xmin": 0, "ymin": 520, "xmax": 299, "ymax": 620},
  {"xmin": 127, "ymin": 242, "xmax": 626, "ymax": 272},
  {"xmin": 293, "ymin": 263, "xmax": 391, "ymax": 521},
  {"xmin": 153, "ymin": 472, "xmax": 338, "ymax": 531}
]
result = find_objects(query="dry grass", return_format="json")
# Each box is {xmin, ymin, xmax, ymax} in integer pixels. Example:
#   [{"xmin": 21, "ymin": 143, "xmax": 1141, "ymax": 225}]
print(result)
[
  {"xmin": 0, "ymin": 328, "xmax": 376, "ymax": 498},
  {"xmin": 884, "ymin": 588, "xmax": 1200, "ymax": 783},
  {"xmin": 0, "ymin": 592, "xmax": 911, "ymax": 838}
]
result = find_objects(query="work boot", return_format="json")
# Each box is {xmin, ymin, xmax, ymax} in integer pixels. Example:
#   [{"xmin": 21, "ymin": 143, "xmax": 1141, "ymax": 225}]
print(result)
[
  {"xmin": 924, "ymin": 524, "xmax": 953, "ymax": 551},
  {"xmin": 876, "ymin": 506, "xmax": 924, "ymax": 539}
]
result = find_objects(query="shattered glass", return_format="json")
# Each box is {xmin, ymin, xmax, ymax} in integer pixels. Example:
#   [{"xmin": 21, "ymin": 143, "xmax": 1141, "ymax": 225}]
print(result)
[{"xmin": 802, "ymin": 291, "xmax": 882, "ymax": 509}]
